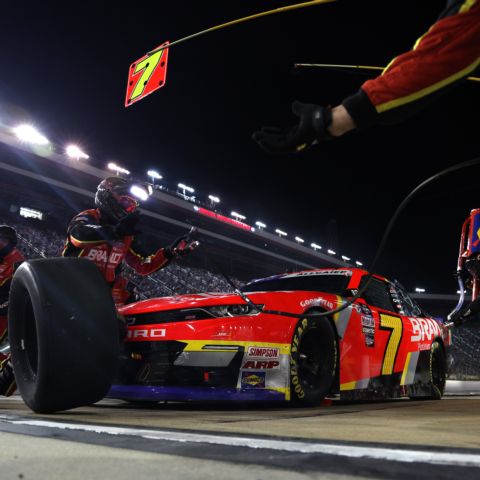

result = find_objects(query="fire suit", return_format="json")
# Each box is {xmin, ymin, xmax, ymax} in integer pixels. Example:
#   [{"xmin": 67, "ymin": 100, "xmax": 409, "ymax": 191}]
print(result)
[
  {"xmin": 62, "ymin": 209, "xmax": 171, "ymax": 305},
  {"xmin": 0, "ymin": 244, "xmax": 25, "ymax": 396},
  {"xmin": 343, "ymin": 0, "xmax": 480, "ymax": 128}
]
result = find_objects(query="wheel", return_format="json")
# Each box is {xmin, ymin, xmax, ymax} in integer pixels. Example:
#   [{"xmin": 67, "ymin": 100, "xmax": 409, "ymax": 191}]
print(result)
[
  {"xmin": 429, "ymin": 340, "xmax": 447, "ymax": 400},
  {"xmin": 289, "ymin": 317, "xmax": 337, "ymax": 405},
  {"xmin": 8, "ymin": 258, "xmax": 119, "ymax": 413},
  {"xmin": 409, "ymin": 340, "xmax": 446, "ymax": 400}
]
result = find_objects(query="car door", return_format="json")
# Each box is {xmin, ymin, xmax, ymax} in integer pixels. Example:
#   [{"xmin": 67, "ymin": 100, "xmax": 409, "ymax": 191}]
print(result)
[{"xmin": 358, "ymin": 276, "xmax": 408, "ymax": 384}]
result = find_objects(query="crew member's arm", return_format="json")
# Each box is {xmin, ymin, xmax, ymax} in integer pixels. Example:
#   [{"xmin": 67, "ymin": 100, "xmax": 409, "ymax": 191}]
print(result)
[
  {"xmin": 67, "ymin": 213, "xmax": 117, "ymax": 248},
  {"xmin": 125, "ymin": 230, "xmax": 199, "ymax": 276},
  {"xmin": 124, "ymin": 237, "xmax": 171, "ymax": 276},
  {"xmin": 338, "ymin": 1, "xmax": 480, "ymax": 133}
]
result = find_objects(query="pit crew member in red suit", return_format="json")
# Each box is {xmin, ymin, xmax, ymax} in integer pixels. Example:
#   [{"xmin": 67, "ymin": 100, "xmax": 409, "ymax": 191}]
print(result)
[
  {"xmin": 0, "ymin": 225, "xmax": 25, "ymax": 396},
  {"xmin": 62, "ymin": 176, "xmax": 199, "ymax": 305},
  {"xmin": 253, "ymin": 0, "xmax": 480, "ymax": 153}
]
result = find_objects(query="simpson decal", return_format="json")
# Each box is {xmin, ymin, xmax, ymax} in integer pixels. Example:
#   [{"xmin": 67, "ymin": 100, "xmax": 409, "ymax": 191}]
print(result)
[{"xmin": 247, "ymin": 346, "xmax": 280, "ymax": 358}]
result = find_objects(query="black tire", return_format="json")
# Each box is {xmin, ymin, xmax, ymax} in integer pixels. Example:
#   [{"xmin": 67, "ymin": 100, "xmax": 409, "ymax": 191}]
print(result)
[
  {"xmin": 289, "ymin": 317, "xmax": 337, "ymax": 405},
  {"xmin": 8, "ymin": 258, "xmax": 119, "ymax": 413},
  {"xmin": 429, "ymin": 340, "xmax": 447, "ymax": 400},
  {"xmin": 409, "ymin": 340, "xmax": 446, "ymax": 400}
]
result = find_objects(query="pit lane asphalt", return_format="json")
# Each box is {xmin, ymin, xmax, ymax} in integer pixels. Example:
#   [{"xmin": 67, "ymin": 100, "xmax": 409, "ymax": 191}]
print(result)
[{"xmin": 1, "ymin": 394, "xmax": 480, "ymax": 480}]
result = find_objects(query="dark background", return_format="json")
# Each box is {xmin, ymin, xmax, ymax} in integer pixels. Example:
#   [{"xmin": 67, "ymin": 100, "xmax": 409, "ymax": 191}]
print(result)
[{"xmin": 0, "ymin": 1, "xmax": 478, "ymax": 292}]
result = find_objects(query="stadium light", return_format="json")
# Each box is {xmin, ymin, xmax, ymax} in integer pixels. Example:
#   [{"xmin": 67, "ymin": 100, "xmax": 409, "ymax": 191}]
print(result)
[
  {"xmin": 310, "ymin": 243, "xmax": 322, "ymax": 251},
  {"xmin": 19, "ymin": 207, "xmax": 43, "ymax": 220},
  {"xmin": 13, "ymin": 124, "xmax": 49, "ymax": 145},
  {"xmin": 415, "ymin": 287, "xmax": 426, "ymax": 293},
  {"xmin": 341, "ymin": 255, "xmax": 351, "ymax": 261},
  {"xmin": 130, "ymin": 185, "xmax": 149, "ymax": 201},
  {"xmin": 295, "ymin": 236, "xmax": 304, "ymax": 244},
  {"xmin": 208, "ymin": 195, "xmax": 220, "ymax": 207},
  {"xmin": 147, "ymin": 170, "xmax": 162, "ymax": 183},
  {"xmin": 355, "ymin": 261, "xmax": 363, "ymax": 266},
  {"xmin": 231, "ymin": 211, "xmax": 246, "ymax": 221},
  {"xmin": 66, "ymin": 144, "xmax": 89, "ymax": 160},
  {"xmin": 275, "ymin": 229, "xmax": 287, "ymax": 238},
  {"xmin": 108, "ymin": 162, "xmax": 130, "ymax": 176},
  {"xmin": 327, "ymin": 249, "xmax": 336, "ymax": 255},
  {"xmin": 255, "ymin": 221, "xmax": 266, "ymax": 230}
]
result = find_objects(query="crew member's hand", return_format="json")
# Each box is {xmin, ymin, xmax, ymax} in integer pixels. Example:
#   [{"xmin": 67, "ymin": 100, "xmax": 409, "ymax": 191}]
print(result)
[
  {"xmin": 252, "ymin": 101, "xmax": 333, "ymax": 154},
  {"xmin": 167, "ymin": 228, "xmax": 199, "ymax": 258}
]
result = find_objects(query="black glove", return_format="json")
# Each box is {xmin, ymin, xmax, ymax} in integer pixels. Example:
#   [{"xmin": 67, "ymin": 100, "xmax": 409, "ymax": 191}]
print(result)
[
  {"xmin": 115, "ymin": 211, "xmax": 141, "ymax": 237},
  {"xmin": 166, "ymin": 227, "xmax": 200, "ymax": 259},
  {"xmin": 252, "ymin": 101, "xmax": 333, "ymax": 154}
]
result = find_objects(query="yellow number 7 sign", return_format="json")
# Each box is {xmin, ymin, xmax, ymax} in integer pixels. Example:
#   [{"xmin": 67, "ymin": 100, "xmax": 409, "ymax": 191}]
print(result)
[{"xmin": 125, "ymin": 41, "xmax": 169, "ymax": 107}]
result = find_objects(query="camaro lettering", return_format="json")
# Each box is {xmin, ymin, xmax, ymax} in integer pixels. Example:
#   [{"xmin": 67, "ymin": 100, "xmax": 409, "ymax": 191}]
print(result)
[
  {"xmin": 247, "ymin": 347, "xmax": 280, "ymax": 358},
  {"xmin": 127, "ymin": 328, "xmax": 166, "ymax": 339},
  {"xmin": 409, "ymin": 317, "xmax": 441, "ymax": 343},
  {"xmin": 242, "ymin": 360, "xmax": 280, "ymax": 369}
]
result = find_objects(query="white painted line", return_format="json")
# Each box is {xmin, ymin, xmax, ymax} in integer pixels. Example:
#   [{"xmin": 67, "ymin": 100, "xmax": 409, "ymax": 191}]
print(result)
[{"xmin": 2, "ymin": 416, "xmax": 480, "ymax": 467}]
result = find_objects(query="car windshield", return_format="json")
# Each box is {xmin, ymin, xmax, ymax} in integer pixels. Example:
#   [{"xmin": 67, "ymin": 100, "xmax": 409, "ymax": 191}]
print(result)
[{"xmin": 241, "ymin": 272, "xmax": 350, "ymax": 294}]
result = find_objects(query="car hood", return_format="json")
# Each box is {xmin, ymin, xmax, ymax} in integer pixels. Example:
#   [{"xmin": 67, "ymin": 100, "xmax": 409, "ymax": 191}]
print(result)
[{"xmin": 118, "ymin": 291, "xmax": 261, "ymax": 315}]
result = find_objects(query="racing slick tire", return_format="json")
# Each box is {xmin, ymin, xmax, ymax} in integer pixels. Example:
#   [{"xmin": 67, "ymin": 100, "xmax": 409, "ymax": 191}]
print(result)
[
  {"xmin": 289, "ymin": 316, "xmax": 337, "ymax": 405},
  {"xmin": 8, "ymin": 258, "xmax": 119, "ymax": 413},
  {"xmin": 427, "ymin": 340, "xmax": 447, "ymax": 400},
  {"xmin": 409, "ymin": 340, "xmax": 446, "ymax": 400}
]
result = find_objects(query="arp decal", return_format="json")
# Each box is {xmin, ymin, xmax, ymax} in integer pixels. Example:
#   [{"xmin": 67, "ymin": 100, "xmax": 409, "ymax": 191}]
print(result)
[
  {"xmin": 241, "ymin": 372, "xmax": 266, "ymax": 388},
  {"xmin": 242, "ymin": 360, "xmax": 280, "ymax": 369}
]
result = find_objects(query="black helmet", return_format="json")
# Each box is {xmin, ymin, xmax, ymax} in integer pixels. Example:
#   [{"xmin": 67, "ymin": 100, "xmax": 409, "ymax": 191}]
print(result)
[
  {"xmin": 0, "ymin": 225, "xmax": 18, "ymax": 246},
  {"xmin": 95, "ymin": 177, "xmax": 140, "ymax": 222}
]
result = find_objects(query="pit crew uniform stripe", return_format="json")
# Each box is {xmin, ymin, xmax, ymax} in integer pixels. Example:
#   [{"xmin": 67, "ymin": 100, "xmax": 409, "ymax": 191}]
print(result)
[
  {"xmin": 376, "ymin": 57, "xmax": 480, "ymax": 114},
  {"xmin": 401, "ymin": 351, "xmax": 420, "ymax": 386},
  {"xmin": 70, "ymin": 235, "xmax": 105, "ymax": 247}
]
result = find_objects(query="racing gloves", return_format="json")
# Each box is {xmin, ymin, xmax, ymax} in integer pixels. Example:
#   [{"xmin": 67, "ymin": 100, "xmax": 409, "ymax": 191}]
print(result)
[
  {"xmin": 166, "ymin": 228, "xmax": 200, "ymax": 259},
  {"xmin": 252, "ymin": 101, "xmax": 333, "ymax": 154}
]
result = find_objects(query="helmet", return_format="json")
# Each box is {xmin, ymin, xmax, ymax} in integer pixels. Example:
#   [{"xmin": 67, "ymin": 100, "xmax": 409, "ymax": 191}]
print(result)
[
  {"xmin": 95, "ymin": 177, "xmax": 139, "ymax": 222},
  {"xmin": 0, "ymin": 225, "xmax": 18, "ymax": 246}
]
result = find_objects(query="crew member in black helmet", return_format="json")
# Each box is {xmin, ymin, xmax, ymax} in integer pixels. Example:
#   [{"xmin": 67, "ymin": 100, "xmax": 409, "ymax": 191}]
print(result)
[
  {"xmin": 0, "ymin": 225, "xmax": 25, "ymax": 396},
  {"xmin": 62, "ymin": 176, "xmax": 199, "ymax": 305}
]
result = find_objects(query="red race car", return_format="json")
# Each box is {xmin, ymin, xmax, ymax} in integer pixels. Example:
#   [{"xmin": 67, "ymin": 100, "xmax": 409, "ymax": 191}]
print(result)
[
  {"xmin": 7, "ymin": 261, "xmax": 451, "ymax": 412},
  {"xmin": 109, "ymin": 267, "xmax": 451, "ymax": 404}
]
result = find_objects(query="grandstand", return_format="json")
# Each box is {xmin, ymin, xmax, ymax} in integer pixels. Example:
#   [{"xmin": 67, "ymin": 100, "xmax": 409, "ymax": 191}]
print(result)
[{"xmin": 0, "ymin": 131, "xmax": 479, "ymax": 379}]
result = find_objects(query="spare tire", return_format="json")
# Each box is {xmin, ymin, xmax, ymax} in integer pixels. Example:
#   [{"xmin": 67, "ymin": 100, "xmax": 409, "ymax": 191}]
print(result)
[{"xmin": 8, "ymin": 258, "xmax": 119, "ymax": 413}]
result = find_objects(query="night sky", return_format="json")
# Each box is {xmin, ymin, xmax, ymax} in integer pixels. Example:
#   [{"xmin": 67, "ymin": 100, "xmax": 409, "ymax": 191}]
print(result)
[{"xmin": 1, "ymin": 1, "xmax": 479, "ymax": 292}]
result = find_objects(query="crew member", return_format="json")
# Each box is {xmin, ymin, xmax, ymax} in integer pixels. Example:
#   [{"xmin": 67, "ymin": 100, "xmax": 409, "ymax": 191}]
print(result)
[
  {"xmin": 62, "ymin": 176, "xmax": 199, "ymax": 305},
  {"xmin": 253, "ymin": 0, "xmax": 480, "ymax": 153},
  {"xmin": 0, "ymin": 225, "xmax": 25, "ymax": 397}
]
